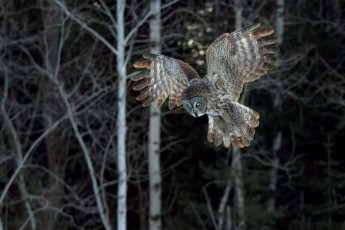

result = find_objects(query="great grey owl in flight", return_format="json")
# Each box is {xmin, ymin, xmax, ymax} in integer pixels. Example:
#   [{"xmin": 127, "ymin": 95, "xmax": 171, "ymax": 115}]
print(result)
[{"xmin": 131, "ymin": 23, "xmax": 278, "ymax": 148}]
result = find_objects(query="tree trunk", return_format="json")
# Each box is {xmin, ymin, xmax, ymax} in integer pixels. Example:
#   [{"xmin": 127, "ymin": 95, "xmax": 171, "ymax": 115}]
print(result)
[
  {"xmin": 148, "ymin": 1, "xmax": 162, "ymax": 230},
  {"xmin": 231, "ymin": 148, "xmax": 245, "ymax": 230},
  {"xmin": 217, "ymin": 2, "xmax": 245, "ymax": 229},
  {"xmin": 276, "ymin": 0, "xmax": 284, "ymax": 45},
  {"xmin": 267, "ymin": 0, "xmax": 284, "ymax": 214},
  {"xmin": 232, "ymin": 1, "xmax": 246, "ymax": 229},
  {"xmin": 117, "ymin": 1, "xmax": 128, "ymax": 230},
  {"xmin": 41, "ymin": 3, "xmax": 67, "ymax": 229},
  {"xmin": 217, "ymin": 178, "xmax": 232, "ymax": 230},
  {"xmin": 267, "ymin": 154, "xmax": 280, "ymax": 212},
  {"xmin": 213, "ymin": 0, "xmax": 220, "ymax": 37}
]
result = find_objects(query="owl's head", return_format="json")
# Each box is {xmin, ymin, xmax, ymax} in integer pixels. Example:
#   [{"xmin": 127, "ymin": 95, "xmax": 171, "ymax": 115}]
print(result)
[
  {"xmin": 182, "ymin": 96, "xmax": 207, "ymax": 117},
  {"xmin": 181, "ymin": 79, "xmax": 210, "ymax": 117}
]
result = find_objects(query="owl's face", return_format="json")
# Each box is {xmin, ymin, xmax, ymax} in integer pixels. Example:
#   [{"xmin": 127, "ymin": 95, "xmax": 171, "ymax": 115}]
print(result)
[{"xmin": 182, "ymin": 96, "xmax": 207, "ymax": 117}]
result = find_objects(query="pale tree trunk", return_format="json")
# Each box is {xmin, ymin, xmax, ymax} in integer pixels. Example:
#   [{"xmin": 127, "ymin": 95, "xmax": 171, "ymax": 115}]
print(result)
[
  {"xmin": 213, "ymin": 0, "xmax": 220, "ymax": 37},
  {"xmin": 232, "ymin": 1, "xmax": 246, "ymax": 229},
  {"xmin": 148, "ymin": 0, "xmax": 162, "ymax": 230},
  {"xmin": 231, "ymin": 148, "xmax": 245, "ymax": 230},
  {"xmin": 51, "ymin": 1, "xmax": 153, "ymax": 228},
  {"xmin": 226, "ymin": 206, "xmax": 232, "ymax": 230},
  {"xmin": 267, "ymin": 0, "xmax": 284, "ymax": 213},
  {"xmin": 217, "ymin": 179, "xmax": 232, "ymax": 230},
  {"xmin": 267, "ymin": 139, "xmax": 280, "ymax": 212},
  {"xmin": 217, "ymin": 2, "xmax": 245, "ymax": 229},
  {"xmin": 276, "ymin": 0, "xmax": 284, "ymax": 45},
  {"xmin": 267, "ymin": 97, "xmax": 282, "ymax": 214},
  {"xmin": 117, "ymin": 0, "xmax": 128, "ymax": 229},
  {"xmin": 234, "ymin": 3, "xmax": 243, "ymax": 32}
]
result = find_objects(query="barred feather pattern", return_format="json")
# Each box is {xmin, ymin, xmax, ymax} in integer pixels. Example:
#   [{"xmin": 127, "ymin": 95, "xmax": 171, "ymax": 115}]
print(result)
[
  {"xmin": 204, "ymin": 23, "xmax": 278, "ymax": 148},
  {"xmin": 132, "ymin": 54, "xmax": 200, "ymax": 109},
  {"xmin": 131, "ymin": 24, "xmax": 278, "ymax": 148},
  {"xmin": 206, "ymin": 23, "xmax": 278, "ymax": 101}
]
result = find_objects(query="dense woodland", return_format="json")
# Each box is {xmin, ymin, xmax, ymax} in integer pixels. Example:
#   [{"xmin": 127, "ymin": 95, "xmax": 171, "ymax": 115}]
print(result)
[{"xmin": 1, "ymin": 0, "xmax": 345, "ymax": 229}]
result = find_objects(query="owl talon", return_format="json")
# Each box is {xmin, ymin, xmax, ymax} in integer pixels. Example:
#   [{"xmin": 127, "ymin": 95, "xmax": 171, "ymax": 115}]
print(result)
[
  {"xmin": 207, "ymin": 132, "xmax": 214, "ymax": 143},
  {"xmin": 214, "ymin": 131, "xmax": 223, "ymax": 146}
]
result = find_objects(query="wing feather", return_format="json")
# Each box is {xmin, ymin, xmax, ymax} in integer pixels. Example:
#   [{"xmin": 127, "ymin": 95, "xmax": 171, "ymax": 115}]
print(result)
[
  {"xmin": 206, "ymin": 23, "xmax": 278, "ymax": 101},
  {"xmin": 132, "ymin": 54, "xmax": 200, "ymax": 109}
]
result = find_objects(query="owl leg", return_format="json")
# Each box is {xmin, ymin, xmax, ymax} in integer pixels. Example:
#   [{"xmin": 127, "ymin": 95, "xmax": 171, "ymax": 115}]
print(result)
[
  {"xmin": 218, "ymin": 111, "xmax": 232, "ymax": 148},
  {"xmin": 207, "ymin": 115, "xmax": 232, "ymax": 148},
  {"xmin": 207, "ymin": 116, "xmax": 214, "ymax": 142},
  {"xmin": 207, "ymin": 116, "xmax": 224, "ymax": 147},
  {"xmin": 220, "ymin": 102, "xmax": 260, "ymax": 148}
]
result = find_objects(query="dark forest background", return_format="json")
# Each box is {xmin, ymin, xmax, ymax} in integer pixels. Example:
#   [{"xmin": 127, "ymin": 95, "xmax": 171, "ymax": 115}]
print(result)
[{"xmin": 1, "ymin": 0, "xmax": 345, "ymax": 229}]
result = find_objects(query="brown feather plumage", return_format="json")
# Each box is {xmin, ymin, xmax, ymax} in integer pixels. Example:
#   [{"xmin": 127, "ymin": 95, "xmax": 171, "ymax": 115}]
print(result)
[
  {"xmin": 130, "ymin": 23, "xmax": 278, "ymax": 148},
  {"xmin": 132, "ymin": 54, "xmax": 200, "ymax": 109}
]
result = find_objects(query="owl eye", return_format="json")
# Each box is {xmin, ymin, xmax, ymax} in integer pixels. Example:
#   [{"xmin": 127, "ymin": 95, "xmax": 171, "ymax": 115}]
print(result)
[{"xmin": 196, "ymin": 102, "xmax": 200, "ymax": 107}]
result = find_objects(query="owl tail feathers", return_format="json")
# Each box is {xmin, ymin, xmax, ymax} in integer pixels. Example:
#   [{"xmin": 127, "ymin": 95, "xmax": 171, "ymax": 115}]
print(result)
[{"xmin": 207, "ymin": 102, "xmax": 259, "ymax": 148}]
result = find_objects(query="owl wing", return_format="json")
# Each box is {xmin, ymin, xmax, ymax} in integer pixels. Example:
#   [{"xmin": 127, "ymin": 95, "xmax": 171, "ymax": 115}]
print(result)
[
  {"xmin": 132, "ymin": 54, "xmax": 200, "ymax": 109},
  {"xmin": 206, "ymin": 23, "xmax": 278, "ymax": 101}
]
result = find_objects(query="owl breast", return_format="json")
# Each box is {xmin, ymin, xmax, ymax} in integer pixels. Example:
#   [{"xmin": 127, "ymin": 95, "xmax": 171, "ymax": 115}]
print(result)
[{"xmin": 206, "ymin": 90, "xmax": 231, "ymax": 117}]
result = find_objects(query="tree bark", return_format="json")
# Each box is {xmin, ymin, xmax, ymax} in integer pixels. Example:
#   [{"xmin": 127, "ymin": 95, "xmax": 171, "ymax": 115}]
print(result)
[
  {"xmin": 41, "ymin": 3, "xmax": 67, "ymax": 229},
  {"xmin": 148, "ymin": 0, "xmax": 162, "ymax": 230},
  {"xmin": 232, "ymin": 1, "xmax": 246, "ymax": 229},
  {"xmin": 231, "ymin": 148, "xmax": 245, "ymax": 230},
  {"xmin": 217, "ymin": 2, "xmax": 245, "ymax": 229},
  {"xmin": 117, "ymin": 1, "xmax": 128, "ymax": 230},
  {"xmin": 276, "ymin": 0, "xmax": 284, "ymax": 45},
  {"xmin": 217, "ymin": 178, "xmax": 232, "ymax": 230},
  {"xmin": 267, "ymin": 154, "xmax": 280, "ymax": 212},
  {"xmin": 267, "ymin": 0, "xmax": 284, "ymax": 214}
]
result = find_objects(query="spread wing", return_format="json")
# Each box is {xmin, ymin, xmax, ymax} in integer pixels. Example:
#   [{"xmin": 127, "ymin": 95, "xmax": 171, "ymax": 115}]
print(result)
[
  {"xmin": 132, "ymin": 54, "xmax": 200, "ymax": 109},
  {"xmin": 206, "ymin": 23, "xmax": 278, "ymax": 101}
]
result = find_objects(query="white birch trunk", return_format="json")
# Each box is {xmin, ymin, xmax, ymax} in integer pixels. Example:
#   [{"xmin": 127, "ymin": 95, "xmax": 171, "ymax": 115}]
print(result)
[
  {"xmin": 231, "ymin": 148, "xmax": 245, "ymax": 230},
  {"xmin": 226, "ymin": 206, "xmax": 232, "ymax": 230},
  {"xmin": 234, "ymin": 2, "xmax": 243, "ymax": 32},
  {"xmin": 267, "ymin": 0, "xmax": 284, "ymax": 213},
  {"xmin": 217, "ymin": 179, "xmax": 232, "ymax": 230},
  {"xmin": 148, "ymin": 0, "xmax": 162, "ymax": 229},
  {"xmin": 276, "ymin": 0, "xmax": 284, "ymax": 45},
  {"xmin": 217, "ymin": 3, "xmax": 244, "ymax": 229},
  {"xmin": 217, "ymin": 3, "xmax": 246, "ymax": 229},
  {"xmin": 117, "ymin": 1, "xmax": 127, "ymax": 230},
  {"xmin": 232, "ymin": 1, "xmax": 245, "ymax": 229},
  {"xmin": 267, "ymin": 156, "xmax": 280, "ymax": 212}
]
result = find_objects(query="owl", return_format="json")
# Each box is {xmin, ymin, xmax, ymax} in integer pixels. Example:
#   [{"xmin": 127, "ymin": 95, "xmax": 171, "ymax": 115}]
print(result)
[{"xmin": 131, "ymin": 23, "xmax": 278, "ymax": 148}]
